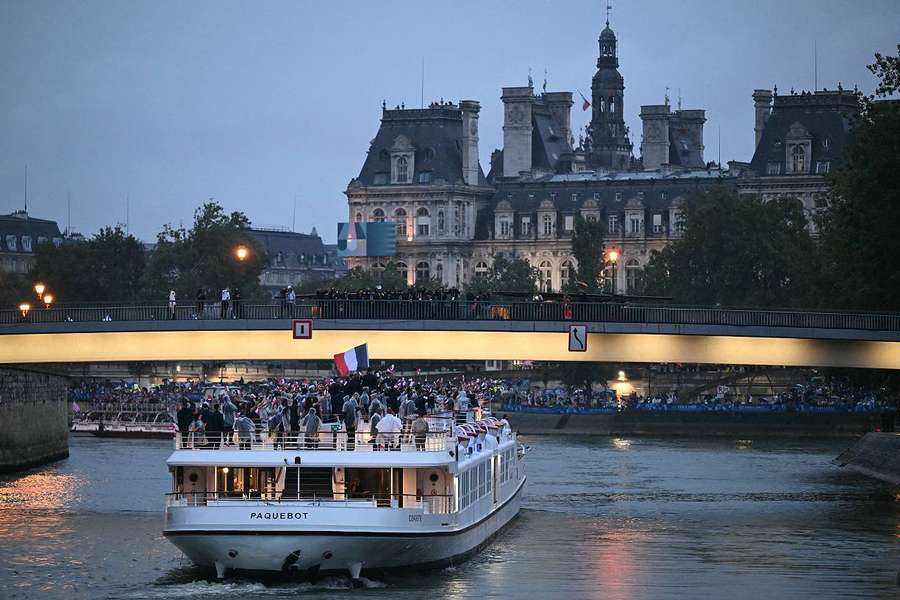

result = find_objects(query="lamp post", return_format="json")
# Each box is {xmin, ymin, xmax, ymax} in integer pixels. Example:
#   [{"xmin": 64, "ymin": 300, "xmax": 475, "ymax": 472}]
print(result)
[
  {"xmin": 34, "ymin": 282, "xmax": 45, "ymax": 299},
  {"xmin": 43, "ymin": 294, "xmax": 54, "ymax": 309},
  {"xmin": 607, "ymin": 249, "xmax": 619, "ymax": 294},
  {"xmin": 18, "ymin": 302, "xmax": 31, "ymax": 319},
  {"xmin": 234, "ymin": 245, "xmax": 250, "ymax": 261}
]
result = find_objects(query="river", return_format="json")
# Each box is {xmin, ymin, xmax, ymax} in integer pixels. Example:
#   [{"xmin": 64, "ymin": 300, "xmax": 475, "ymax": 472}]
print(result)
[{"xmin": 0, "ymin": 435, "xmax": 897, "ymax": 599}]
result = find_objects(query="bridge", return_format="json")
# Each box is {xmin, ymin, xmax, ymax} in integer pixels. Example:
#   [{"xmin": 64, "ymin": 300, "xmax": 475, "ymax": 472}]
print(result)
[{"xmin": 3, "ymin": 300, "xmax": 900, "ymax": 369}]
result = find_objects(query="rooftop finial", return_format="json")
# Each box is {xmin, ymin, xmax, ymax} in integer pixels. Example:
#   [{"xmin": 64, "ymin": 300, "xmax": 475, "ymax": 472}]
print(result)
[
  {"xmin": 664, "ymin": 86, "xmax": 670, "ymax": 107},
  {"xmin": 543, "ymin": 68, "xmax": 548, "ymax": 93},
  {"xmin": 605, "ymin": 0, "xmax": 612, "ymax": 26},
  {"xmin": 528, "ymin": 67, "xmax": 533, "ymax": 88}
]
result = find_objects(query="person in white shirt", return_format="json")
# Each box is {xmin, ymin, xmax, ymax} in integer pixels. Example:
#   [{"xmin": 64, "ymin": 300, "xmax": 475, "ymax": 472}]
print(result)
[
  {"xmin": 168, "ymin": 290, "xmax": 177, "ymax": 320},
  {"xmin": 375, "ymin": 407, "xmax": 402, "ymax": 450},
  {"xmin": 220, "ymin": 287, "xmax": 231, "ymax": 319}
]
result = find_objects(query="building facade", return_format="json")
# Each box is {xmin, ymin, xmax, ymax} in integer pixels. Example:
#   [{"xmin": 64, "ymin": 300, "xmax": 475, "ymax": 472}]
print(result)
[
  {"xmin": 0, "ymin": 210, "xmax": 64, "ymax": 274},
  {"xmin": 343, "ymin": 19, "xmax": 852, "ymax": 293},
  {"xmin": 735, "ymin": 88, "xmax": 860, "ymax": 228},
  {"xmin": 248, "ymin": 228, "xmax": 340, "ymax": 296}
]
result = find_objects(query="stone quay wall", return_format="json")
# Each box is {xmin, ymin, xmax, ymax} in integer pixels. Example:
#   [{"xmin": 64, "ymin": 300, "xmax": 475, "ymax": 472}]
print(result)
[
  {"xmin": 834, "ymin": 432, "xmax": 900, "ymax": 485},
  {"xmin": 0, "ymin": 367, "xmax": 69, "ymax": 472}
]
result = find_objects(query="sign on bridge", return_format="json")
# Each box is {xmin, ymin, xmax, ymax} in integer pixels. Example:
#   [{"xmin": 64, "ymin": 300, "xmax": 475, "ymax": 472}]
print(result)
[
  {"xmin": 568, "ymin": 324, "xmax": 587, "ymax": 352},
  {"xmin": 292, "ymin": 319, "xmax": 313, "ymax": 339}
]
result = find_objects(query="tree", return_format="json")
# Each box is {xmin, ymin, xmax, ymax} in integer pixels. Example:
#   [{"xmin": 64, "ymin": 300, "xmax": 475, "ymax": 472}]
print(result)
[
  {"xmin": 0, "ymin": 270, "xmax": 29, "ymax": 308},
  {"xmin": 29, "ymin": 226, "xmax": 147, "ymax": 302},
  {"xmin": 816, "ymin": 45, "xmax": 900, "ymax": 311},
  {"xmin": 569, "ymin": 213, "xmax": 606, "ymax": 292},
  {"xmin": 464, "ymin": 255, "xmax": 538, "ymax": 296},
  {"xmin": 142, "ymin": 202, "xmax": 268, "ymax": 302},
  {"xmin": 643, "ymin": 186, "xmax": 816, "ymax": 307}
]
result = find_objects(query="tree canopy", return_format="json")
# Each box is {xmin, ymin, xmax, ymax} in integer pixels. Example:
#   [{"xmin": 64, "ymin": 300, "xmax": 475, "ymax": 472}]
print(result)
[
  {"xmin": 642, "ymin": 186, "xmax": 816, "ymax": 307},
  {"xmin": 464, "ymin": 254, "xmax": 538, "ymax": 296},
  {"xmin": 815, "ymin": 45, "xmax": 900, "ymax": 311},
  {"xmin": 141, "ymin": 202, "xmax": 268, "ymax": 302},
  {"xmin": 569, "ymin": 213, "xmax": 606, "ymax": 292}
]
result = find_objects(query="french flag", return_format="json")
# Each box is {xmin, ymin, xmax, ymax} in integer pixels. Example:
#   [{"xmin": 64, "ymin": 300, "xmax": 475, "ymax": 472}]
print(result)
[
  {"xmin": 334, "ymin": 343, "xmax": 369, "ymax": 377},
  {"xmin": 579, "ymin": 90, "xmax": 591, "ymax": 111}
]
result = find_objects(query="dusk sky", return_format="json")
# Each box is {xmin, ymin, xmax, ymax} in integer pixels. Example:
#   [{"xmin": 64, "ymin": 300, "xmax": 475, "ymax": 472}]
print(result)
[{"xmin": 1, "ymin": 0, "xmax": 897, "ymax": 243}]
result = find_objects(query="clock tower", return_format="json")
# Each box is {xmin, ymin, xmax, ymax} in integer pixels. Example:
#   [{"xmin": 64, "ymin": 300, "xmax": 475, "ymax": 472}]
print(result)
[{"xmin": 588, "ymin": 19, "xmax": 633, "ymax": 170}]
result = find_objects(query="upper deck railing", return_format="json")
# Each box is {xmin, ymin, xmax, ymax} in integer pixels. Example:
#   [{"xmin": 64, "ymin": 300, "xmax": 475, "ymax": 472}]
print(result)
[{"xmin": 4, "ymin": 299, "xmax": 900, "ymax": 331}]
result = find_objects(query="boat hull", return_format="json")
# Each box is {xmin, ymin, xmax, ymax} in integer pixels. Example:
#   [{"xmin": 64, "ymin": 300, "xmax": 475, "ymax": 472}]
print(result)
[{"xmin": 165, "ymin": 481, "xmax": 523, "ymax": 576}]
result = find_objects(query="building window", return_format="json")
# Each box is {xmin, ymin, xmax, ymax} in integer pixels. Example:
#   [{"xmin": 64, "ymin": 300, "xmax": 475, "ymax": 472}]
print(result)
[
  {"xmin": 415, "ymin": 261, "xmax": 430, "ymax": 282},
  {"xmin": 564, "ymin": 215, "xmax": 574, "ymax": 231},
  {"xmin": 474, "ymin": 261, "xmax": 490, "ymax": 279},
  {"xmin": 396, "ymin": 262, "xmax": 408, "ymax": 283},
  {"xmin": 5, "ymin": 235, "xmax": 16, "ymax": 251},
  {"xmin": 539, "ymin": 260, "xmax": 553, "ymax": 292},
  {"xmin": 417, "ymin": 171, "xmax": 432, "ymax": 184},
  {"xmin": 814, "ymin": 194, "xmax": 828, "ymax": 209},
  {"xmin": 372, "ymin": 208, "xmax": 385, "ymax": 222},
  {"xmin": 615, "ymin": 191, "xmax": 623, "ymax": 201},
  {"xmin": 542, "ymin": 214, "xmax": 553, "ymax": 236},
  {"xmin": 437, "ymin": 210, "xmax": 445, "ymax": 234},
  {"xmin": 629, "ymin": 216, "xmax": 642, "ymax": 235},
  {"xmin": 652, "ymin": 213, "xmax": 663, "ymax": 234},
  {"xmin": 561, "ymin": 260, "xmax": 574, "ymax": 289},
  {"xmin": 822, "ymin": 137, "xmax": 831, "ymax": 150},
  {"xmin": 435, "ymin": 262, "xmax": 443, "ymax": 282},
  {"xmin": 660, "ymin": 191, "xmax": 668, "ymax": 201},
  {"xmin": 572, "ymin": 193, "xmax": 578, "ymax": 203},
  {"xmin": 674, "ymin": 214, "xmax": 686, "ymax": 233},
  {"xmin": 637, "ymin": 191, "xmax": 644, "ymax": 200},
  {"xmin": 500, "ymin": 219, "xmax": 511, "ymax": 237},
  {"xmin": 766, "ymin": 162, "xmax": 783, "ymax": 175},
  {"xmin": 521, "ymin": 216, "xmax": 532, "ymax": 237},
  {"xmin": 608, "ymin": 214, "xmax": 618, "ymax": 234},
  {"xmin": 791, "ymin": 146, "xmax": 806, "ymax": 174},
  {"xmin": 396, "ymin": 156, "xmax": 409, "ymax": 183},
  {"xmin": 416, "ymin": 207, "xmax": 430, "ymax": 237},
  {"xmin": 21, "ymin": 236, "xmax": 32, "ymax": 252},
  {"xmin": 354, "ymin": 212, "xmax": 362, "ymax": 223},
  {"xmin": 815, "ymin": 161, "xmax": 831, "ymax": 174},
  {"xmin": 394, "ymin": 208, "xmax": 407, "ymax": 237},
  {"xmin": 626, "ymin": 259, "xmax": 642, "ymax": 294}
]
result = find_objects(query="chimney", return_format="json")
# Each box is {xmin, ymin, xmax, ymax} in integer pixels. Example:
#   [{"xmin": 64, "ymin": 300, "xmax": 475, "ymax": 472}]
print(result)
[
  {"xmin": 501, "ymin": 86, "xmax": 534, "ymax": 176},
  {"xmin": 543, "ymin": 91, "xmax": 574, "ymax": 146},
  {"xmin": 639, "ymin": 104, "xmax": 670, "ymax": 170},
  {"xmin": 752, "ymin": 89, "xmax": 773, "ymax": 149},
  {"xmin": 459, "ymin": 100, "xmax": 481, "ymax": 186}
]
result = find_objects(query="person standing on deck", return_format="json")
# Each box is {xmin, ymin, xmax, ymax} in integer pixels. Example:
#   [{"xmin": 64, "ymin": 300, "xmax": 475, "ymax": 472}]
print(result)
[
  {"xmin": 301, "ymin": 407, "xmax": 321, "ymax": 449},
  {"xmin": 342, "ymin": 395, "xmax": 359, "ymax": 451}
]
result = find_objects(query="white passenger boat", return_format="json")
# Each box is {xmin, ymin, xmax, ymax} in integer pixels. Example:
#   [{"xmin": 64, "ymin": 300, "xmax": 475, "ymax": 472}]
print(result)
[{"xmin": 163, "ymin": 411, "xmax": 525, "ymax": 580}]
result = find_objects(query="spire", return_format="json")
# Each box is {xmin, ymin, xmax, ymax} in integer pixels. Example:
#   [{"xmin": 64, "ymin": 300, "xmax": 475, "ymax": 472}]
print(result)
[{"xmin": 605, "ymin": 0, "xmax": 612, "ymax": 26}]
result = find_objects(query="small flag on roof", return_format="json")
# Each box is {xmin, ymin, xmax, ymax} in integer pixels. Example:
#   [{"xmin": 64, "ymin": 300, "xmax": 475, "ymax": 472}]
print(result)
[
  {"xmin": 334, "ymin": 343, "xmax": 369, "ymax": 377},
  {"xmin": 578, "ymin": 90, "xmax": 591, "ymax": 111}
]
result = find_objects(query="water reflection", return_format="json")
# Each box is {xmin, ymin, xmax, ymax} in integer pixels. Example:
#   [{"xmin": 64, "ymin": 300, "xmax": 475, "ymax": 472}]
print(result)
[{"xmin": 0, "ymin": 471, "xmax": 84, "ymax": 510}]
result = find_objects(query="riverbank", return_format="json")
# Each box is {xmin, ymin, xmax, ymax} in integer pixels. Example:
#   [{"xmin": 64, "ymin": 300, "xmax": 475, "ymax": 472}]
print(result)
[{"xmin": 505, "ymin": 410, "xmax": 884, "ymax": 437}]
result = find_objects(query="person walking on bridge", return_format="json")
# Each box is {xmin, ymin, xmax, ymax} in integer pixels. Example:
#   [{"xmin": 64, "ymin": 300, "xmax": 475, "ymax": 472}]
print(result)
[
  {"xmin": 168, "ymin": 290, "xmax": 177, "ymax": 320},
  {"xmin": 220, "ymin": 287, "xmax": 231, "ymax": 319}
]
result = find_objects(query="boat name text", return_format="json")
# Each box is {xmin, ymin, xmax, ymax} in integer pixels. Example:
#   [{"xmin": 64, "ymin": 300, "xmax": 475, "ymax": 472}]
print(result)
[{"xmin": 250, "ymin": 511, "xmax": 309, "ymax": 520}]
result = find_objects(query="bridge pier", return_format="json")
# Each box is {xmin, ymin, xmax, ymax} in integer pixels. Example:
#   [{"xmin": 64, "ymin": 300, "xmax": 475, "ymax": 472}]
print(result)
[{"xmin": 0, "ymin": 367, "xmax": 69, "ymax": 473}]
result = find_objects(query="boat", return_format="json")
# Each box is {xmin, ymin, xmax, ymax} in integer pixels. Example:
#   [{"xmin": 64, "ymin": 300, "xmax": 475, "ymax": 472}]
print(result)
[
  {"xmin": 71, "ymin": 411, "xmax": 176, "ymax": 438},
  {"xmin": 162, "ymin": 410, "xmax": 526, "ymax": 580}
]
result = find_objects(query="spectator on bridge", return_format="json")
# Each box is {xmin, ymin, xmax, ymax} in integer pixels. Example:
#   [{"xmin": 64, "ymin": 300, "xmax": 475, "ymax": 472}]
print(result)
[
  {"xmin": 168, "ymin": 290, "xmax": 177, "ymax": 320},
  {"xmin": 195, "ymin": 288, "xmax": 206, "ymax": 318},
  {"xmin": 287, "ymin": 286, "xmax": 296, "ymax": 317},
  {"xmin": 220, "ymin": 288, "xmax": 231, "ymax": 319},
  {"xmin": 232, "ymin": 287, "xmax": 242, "ymax": 319}
]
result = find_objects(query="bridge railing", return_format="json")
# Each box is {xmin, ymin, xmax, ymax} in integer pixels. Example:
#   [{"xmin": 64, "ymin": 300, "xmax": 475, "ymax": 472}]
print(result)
[{"xmin": 3, "ymin": 300, "xmax": 900, "ymax": 331}]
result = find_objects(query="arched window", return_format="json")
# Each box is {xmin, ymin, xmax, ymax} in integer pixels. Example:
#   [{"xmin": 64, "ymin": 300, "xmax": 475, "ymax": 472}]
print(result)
[
  {"xmin": 561, "ymin": 260, "xmax": 574, "ymax": 289},
  {"xmin": 396, "ymin": 262, "xmax": 408, "ymax": 283},
  {"xmin": 791, "ymin": 145, "xmax": 806, "ymax": 173},
  {"xmin": 354, "ymin": 212, "xmax": 362, "ymax": 223},
  {"xmin": 437, "ymin": 210, "xmax": 445, "ymax": 234},
  {"xmin": 599, "ymin": 97, "xmax": 606, "ymax": 113},
  {"xmin": 396, "ymin": 156, "xmax": 409, "ymax": 183},
  {"xmin": 626, "ymin": 259, "xmax": 642, "ymax": 294},
  {"xmin": 474, "ymin": 261, "xmax": 490, "ymax": 279},
  {"xmin": 415, "ymin": 261, "xmax": 430, "ymax": 282},
  {"xmin": 539, "ymin": 260, "xmax": 553, "ymax": 292},
  {"xmin": 416, "ymin": 207, "xmax": 430, "ymax": 237},
  {"xmin": 372, "ymin": 208, "xmax": 385, "ymax": 222},
  {"xmin": 435, "ymin": 262, "xmax": 443, "ymax": 282},
  {"xmin": 542, "ymin": 214, "xmax": 553, "ymax": 236},
  {"xmin": 394, "ymin": 207, "xmax": 407, "ymax": 237},
  {"xmin": 608, "ymin": 97, "xmax": 615, "ymax": 113}
]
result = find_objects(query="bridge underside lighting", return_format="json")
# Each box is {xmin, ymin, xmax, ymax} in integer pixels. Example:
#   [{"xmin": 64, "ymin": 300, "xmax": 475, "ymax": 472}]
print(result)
[{"xmin": 0, "ymin": 329, "xmax": 899, "ymax": 370}]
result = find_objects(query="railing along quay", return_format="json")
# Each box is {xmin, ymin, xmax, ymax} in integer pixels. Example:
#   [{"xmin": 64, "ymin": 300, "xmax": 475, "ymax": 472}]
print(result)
[{"xmin": 3, "ymin": 299, "xmax": 900, "ymax": 331}]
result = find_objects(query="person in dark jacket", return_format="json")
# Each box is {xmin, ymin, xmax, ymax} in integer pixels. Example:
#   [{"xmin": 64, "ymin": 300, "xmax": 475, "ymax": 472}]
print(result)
[
  {"xmin": 176, "ymin": 400, "xmax": 193, "ymax": 446},
  {"xmin": 206, "ymin": 403, "xmax": 225, "ymax": 447}
]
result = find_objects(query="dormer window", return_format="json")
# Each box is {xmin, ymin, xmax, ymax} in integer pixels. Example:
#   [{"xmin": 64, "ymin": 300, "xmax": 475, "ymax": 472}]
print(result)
[
  {"xmin": 791, "ymin": 146, "xmax": 806, "ymax": 174},
  {"xmin": 396, "ymin": 156, "xmax": 409, "ymax": 183},
  {"xmin": 21, "ymin": 236, "xmax": 32, "ymax": 252},
  {"xmin": 822, "ymin": 137, "xmax": 831, "ymax": 150},
  {"xmin": 5, "ymin": 235, "xmax": 16, "ymax": 251},
  {"xmin": 417, "ymin": 171, "xmax": 432, "ymax": 184},
  {"xmin": 815, "ymin": 161, "xmax": 831, "ymax": 174},
  {"xmin": 767, "ymin": 162, "xmax": 783, "ymax": 175}
]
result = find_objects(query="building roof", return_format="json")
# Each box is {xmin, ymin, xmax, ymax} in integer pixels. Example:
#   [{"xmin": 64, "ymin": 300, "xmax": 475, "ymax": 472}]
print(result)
[
  {"xmin": 248, "ymin": 228, "xmax": 328, "ymax": 270},
  {"xmin": 354, "ymin": 104, "xmax": 486, "ymax": 187},
  {"xmin": 749, "ymin": 90, "xmax": 859, "ymax": 175},
  {"xmin": 0, "ymin": 211, "xmax": 63, "ymax": 252}
]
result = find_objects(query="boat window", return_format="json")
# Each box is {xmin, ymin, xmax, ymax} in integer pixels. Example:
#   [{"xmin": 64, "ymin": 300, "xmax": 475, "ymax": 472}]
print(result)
[{"xmin": 215, "ymin": 467, "xmax": 276, "ymax": 498}]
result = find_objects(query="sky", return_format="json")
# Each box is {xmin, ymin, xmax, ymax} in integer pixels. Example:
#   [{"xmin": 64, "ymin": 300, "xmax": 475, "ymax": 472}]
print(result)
[{"xmin": 1, "ymin": 0, "xmax": 897, "ymax": 243}]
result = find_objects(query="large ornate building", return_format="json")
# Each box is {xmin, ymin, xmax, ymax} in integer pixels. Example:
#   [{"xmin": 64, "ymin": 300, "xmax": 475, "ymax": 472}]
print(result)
[
  {"xmin": 343, "ymin": 18, "xmax": 854, "ymax": 293},
  {"xmin": 0, "ymin": 210, "xmax": 64, "ymax": 274}
]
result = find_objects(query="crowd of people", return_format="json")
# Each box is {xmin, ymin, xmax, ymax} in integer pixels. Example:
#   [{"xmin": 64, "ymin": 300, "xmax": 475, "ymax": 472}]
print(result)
[{"xmin": 70, "ymin": 371, "xmax": 512, "ymax": 449}]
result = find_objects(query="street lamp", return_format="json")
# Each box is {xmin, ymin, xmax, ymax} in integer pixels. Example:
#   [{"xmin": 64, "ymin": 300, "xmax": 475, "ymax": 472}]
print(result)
[
  {"xmin": 606, "ymin": 249, "xmax": 619, "ymax": 294},
  {"xmin": 43, "ymin": 294, "xmax": 54, "ymax": 308},
  {"xmin": 234, "ymin": 245, "xmax": 250, "ymax": 261},
  {"xmin": 18, "ymin": 302, "xmax": 31, "ymax": 318},
  {"xmin": 34, "ymin": 282, "xmax": 45, "ymax": 299}
]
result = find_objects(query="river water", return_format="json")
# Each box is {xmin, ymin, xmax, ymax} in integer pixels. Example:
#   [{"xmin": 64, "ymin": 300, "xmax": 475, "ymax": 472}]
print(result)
[{"xmin": 0, "ymin": 435, "xmax": 897, "ymax": 600}]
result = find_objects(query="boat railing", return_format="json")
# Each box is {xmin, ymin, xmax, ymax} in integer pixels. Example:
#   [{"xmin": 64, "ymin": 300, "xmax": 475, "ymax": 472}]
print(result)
[
  {"xmin": 174, "ymin": 428, "xmax": 456, "ymax": 452},
  {"xmin": 165, "ymin": 491, "xmax": 454, "ymax": 514}
]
